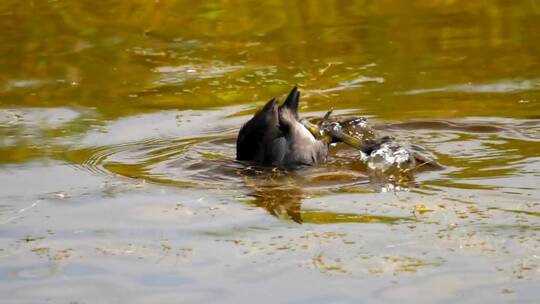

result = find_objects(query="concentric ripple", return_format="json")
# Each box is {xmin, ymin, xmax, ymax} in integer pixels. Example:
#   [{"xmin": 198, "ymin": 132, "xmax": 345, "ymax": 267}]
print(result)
[
  {"xmin": 65, "ymin": 107, "xmax": 539, "ymax": 224},
  {"xmin": 68, "ymin": 110, "xmax": 539, "ymax": 192}
]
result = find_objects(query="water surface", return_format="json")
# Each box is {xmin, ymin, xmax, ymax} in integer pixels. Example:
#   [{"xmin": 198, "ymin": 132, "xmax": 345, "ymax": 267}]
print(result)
[{"xmin": 1, "ymin": 1, "xmax": 539, "ymax": 303}]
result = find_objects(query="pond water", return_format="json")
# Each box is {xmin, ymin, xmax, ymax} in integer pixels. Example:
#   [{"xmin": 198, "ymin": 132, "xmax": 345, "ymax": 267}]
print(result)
[{"xmin": 1, "ymin": 1, "xmax": 539, "ymax": 303}]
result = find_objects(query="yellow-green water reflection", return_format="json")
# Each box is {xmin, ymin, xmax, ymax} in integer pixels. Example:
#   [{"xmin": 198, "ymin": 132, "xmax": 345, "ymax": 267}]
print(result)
[{"xmin": 1, "ymin": 1, "xmax": 539, "ymax": 303}]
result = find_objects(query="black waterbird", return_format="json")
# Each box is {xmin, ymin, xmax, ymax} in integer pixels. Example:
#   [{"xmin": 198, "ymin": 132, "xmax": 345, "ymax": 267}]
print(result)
[{"xmin": 236, "ymin": 87, "xmax": 329, "ymax": 167}]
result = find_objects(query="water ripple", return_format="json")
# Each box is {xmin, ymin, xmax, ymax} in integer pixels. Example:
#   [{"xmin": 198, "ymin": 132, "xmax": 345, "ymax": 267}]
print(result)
[{"xmin": 400, "ymin": 78, "xmax": 540, "ymax": 95}]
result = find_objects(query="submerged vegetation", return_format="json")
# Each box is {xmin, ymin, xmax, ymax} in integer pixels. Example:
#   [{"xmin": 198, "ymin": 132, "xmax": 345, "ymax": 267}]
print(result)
[{"xmin": 0, "ymin": 0, "xmax": 539, "ymax": 303}]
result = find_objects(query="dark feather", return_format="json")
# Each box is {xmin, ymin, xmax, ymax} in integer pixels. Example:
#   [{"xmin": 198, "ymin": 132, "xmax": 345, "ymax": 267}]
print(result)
[
  {"xmin": 280, "ymin": 86, "xmax": 299, "ymax": 118},
  {"xmin": 236, "ymin": 87, "xmax": 327, "ymax": 167}
]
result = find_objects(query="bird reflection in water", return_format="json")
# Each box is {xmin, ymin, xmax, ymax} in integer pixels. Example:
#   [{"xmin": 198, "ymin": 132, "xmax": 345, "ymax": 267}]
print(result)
[
  {"xmin": 236, "ymin": 165, "xmax": 418, "ymax": 224},
  {"xmin": 239, "ymin": 166, "xmax": 305, "ymax": 223}
]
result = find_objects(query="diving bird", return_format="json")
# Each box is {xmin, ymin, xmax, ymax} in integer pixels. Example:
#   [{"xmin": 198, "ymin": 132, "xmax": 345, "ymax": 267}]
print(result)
[{"xmin": 236, "ymin": 87, "xmax": 328, "ymax": 167}]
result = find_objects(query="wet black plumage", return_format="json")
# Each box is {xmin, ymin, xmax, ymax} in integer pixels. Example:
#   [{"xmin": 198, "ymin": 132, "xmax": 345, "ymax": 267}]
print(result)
[{"xmin": 236, "ymin": 87, "xmax": 327, "ymax": 167}]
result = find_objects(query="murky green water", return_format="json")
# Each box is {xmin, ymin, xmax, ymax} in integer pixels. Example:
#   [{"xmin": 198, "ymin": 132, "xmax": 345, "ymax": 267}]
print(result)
[{"xmin": 1, "ymin": 1, "xmax": 539, "ymax": 303}]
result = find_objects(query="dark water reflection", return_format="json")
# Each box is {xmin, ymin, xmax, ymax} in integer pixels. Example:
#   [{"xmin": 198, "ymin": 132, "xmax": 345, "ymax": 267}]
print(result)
[{"xmin": 1, "ymin": 0, "xmax": 540, "ymax": 303}]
